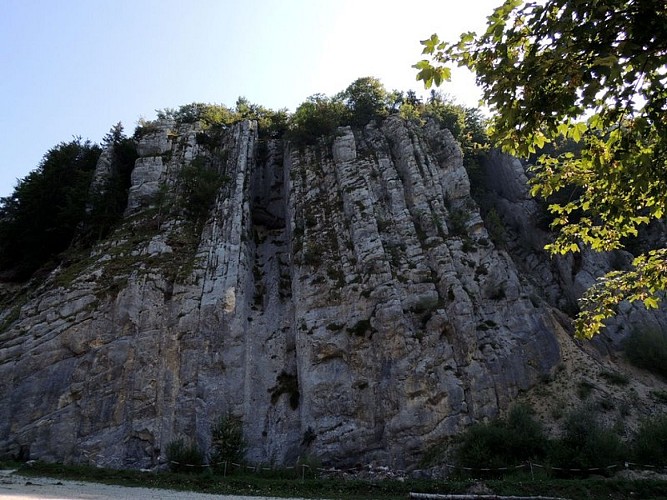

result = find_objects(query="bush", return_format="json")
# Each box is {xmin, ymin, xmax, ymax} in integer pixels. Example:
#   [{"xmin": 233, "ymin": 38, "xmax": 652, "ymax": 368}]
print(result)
[
  {"xmin": 456, "ymin": 404, "xmax": 547, "ymax": 472},
  {"xmin": 624, "ymin": 328, "xmax": 667, "ymax": 379},
  {"xmin": 652, "ymin": 390, "xmax": 667, "ymax": 404},
  {"xmin": 454, "ymin": 404, "xmax": 630, "ymax": 477},
  {"xmin": 548, "ymin": 406, "xmax": 623, "ymax": 473},
  {"xmin": 634, "ymin": 414, "xmax": 667, "ymax": 466},
  {"xmin": 155, "ymin": 100, "xmax": 287, "ymax": 140},
  {"xmin": 288, "ymin": 94, "xmax": 347, "ymax": 145},
  {"xmin": 423, "ymin": 91, "xmax": 466, "ymax": 139},
  {"xmin": 483, "ymin": 208, "xmax": 506, "ymax": 246},
  {"xmin": 166, "ymin": 438, "xmax": 205, "ymax": 473},
  {"xmin": 448, "ymin": 208, "xmax": 469, "ymax": 237},
  {"xmin": 179, "ymin": 158, "xmax": 225, "ymax": 222},
  {"xmin": 599, "ymin": 369, "xmax": 630, "ymax": 386},
  {"xmin": 157, "ymin": 103, "xmax": 237, "ymax": 128},
  {"xmin": 133, "ymin": 118, "xmax": 159, "ymax": 140},
  {"xmin": 505, "ymin": 404, "xmax": 549, "ymax": 459},
  {"xmin": 209, "ymin": 414, "xmax": 246, "ymax": 472},
  {"xmin": 456, "ymin": 420, "xmax": 510, "ymax": 472},
  {"xmin": 577, "ymin": 380, "xmax": 595, "ymax": 399}
]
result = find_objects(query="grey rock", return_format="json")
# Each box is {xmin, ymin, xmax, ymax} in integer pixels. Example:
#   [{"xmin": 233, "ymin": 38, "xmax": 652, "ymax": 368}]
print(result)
[{"xmin": 6, "ymin": 114, "xmax": 650, "ymax": 471}]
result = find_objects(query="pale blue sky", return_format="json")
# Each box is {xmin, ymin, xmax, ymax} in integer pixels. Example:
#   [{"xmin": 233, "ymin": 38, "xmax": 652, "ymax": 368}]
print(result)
[{"xmin": 0, "ymin": 0, "xmax": 499, "ymax": 198}]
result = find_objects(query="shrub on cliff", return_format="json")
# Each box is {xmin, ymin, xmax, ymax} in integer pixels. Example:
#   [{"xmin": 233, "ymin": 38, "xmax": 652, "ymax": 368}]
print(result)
[
  {"xmin": 624, "ymin": 327, "xmax": 667, "ymax": 379},
  {"xmin": 179, "ymin": 158, "xmax": 226, "ymax": 223},
  {"xmin": 288, "ymin": 78, "xmax": 488, "ymax": 148},
  {"xmin": 420, "ymin": 90, "xmax": 466, "ymax": 139},
  {"xmin": 155, "ymin": 100, "xmax": 288, "ymax": 139},
  {"xmin": 288, "ymin": 94, "xmax": 348, "ymax": 146},
  {"xmin": 289, "ymin": 77, "xmax": 396, "ymax": 145}
]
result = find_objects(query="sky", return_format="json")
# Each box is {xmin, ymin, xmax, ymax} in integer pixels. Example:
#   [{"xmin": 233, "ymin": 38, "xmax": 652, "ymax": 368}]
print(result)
[{"xmin": 0, "ymin": 0, "xmax": 500, "ymax": 199}]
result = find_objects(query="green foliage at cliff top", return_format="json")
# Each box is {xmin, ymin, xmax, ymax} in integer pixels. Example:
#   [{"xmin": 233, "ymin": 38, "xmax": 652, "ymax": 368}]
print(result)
[{"xmin": 0, "ymin": 78, "xmax": 486, "ymax": 283}]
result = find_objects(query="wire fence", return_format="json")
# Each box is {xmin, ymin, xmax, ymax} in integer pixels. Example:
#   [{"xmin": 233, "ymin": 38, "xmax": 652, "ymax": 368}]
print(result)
[
  {"xmin": 82, "ymin": 450, "xmax": 667, "ymax": 478},
  {"xmin": 170, "ymin": 460, "xmax": 316, "ymax": 479},
  {"xmin": 162, "ymin": 459, "xmax": 667, "ymax": 478},
  {"xmin": 408, "ymin": 494, "xmax": 571, "ymax": 500}
]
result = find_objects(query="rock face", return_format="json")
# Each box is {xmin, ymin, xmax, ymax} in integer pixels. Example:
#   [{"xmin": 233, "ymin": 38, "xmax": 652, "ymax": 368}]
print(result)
[
  {"xmin": 1, "ymin": 117, "xmax": 567, "ymax": 469},
  {"xmin": 479, "ymin": 150, "xmax": 667, "ymax": 350}
]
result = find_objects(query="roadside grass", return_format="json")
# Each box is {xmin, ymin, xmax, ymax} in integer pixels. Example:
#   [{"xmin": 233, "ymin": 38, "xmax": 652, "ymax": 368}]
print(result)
[{"xmin": 6, "ymin": 461, "xmax": 667, "ymax": 500}]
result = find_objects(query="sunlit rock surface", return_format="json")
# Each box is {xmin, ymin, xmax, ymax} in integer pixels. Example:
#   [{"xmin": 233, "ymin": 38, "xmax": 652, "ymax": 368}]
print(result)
[{"xmin": 7, "ymin": 115, "xmax": 655, "ymax": 469}]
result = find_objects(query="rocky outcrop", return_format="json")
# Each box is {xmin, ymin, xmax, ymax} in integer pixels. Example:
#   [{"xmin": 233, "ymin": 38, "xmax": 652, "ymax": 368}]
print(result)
[
  {"xmin": 1, "ymin": 116, "xmax": 570, "ymax": 469},
  {"xmin": 287, "ymin": 119, "xmax": 561, "ymax": 465},
  {"xmin": 479, "ymin": 150, "xmax": 667, "ymax": 351}
]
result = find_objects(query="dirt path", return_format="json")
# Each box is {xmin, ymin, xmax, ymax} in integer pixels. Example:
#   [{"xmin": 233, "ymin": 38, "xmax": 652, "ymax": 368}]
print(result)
[{"xmin": 0, "ymin": 470, "xmax": 310, "ymax": 500}]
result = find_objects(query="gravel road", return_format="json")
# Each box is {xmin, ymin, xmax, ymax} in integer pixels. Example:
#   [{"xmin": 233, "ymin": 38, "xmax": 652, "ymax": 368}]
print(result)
[{"xmin": 0, "ymin": 470, "xmax": 311, "ymax": 499}]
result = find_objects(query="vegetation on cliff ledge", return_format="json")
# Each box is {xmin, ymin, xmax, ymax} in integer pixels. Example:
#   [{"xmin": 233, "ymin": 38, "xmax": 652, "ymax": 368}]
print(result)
[{"xmin": 0, "ymin": 77, "xmax": 487, "ymax": 285}]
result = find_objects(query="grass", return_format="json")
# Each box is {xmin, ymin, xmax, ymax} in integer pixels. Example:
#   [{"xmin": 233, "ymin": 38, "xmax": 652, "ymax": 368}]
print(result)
[
  {"xmin": 0, "ymin": 304, "xmax": 22, "ymax": 334},
  {"xmin": 652, "ymin": 390, "xmax": 667, "ymax": 404},
  {"xmin": 7, "ymin": 461, "xmax": 667, "ymax": 500},
  {"xmin": 599, "ymin": 369, "xmax": 630, "ymax": 386}
]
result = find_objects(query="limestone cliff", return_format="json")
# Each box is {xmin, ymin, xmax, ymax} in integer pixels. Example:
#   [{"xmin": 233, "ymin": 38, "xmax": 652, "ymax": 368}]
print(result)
[{"xmin": 0, "ymin": 116, "xmax": 660, "ymax": 469}]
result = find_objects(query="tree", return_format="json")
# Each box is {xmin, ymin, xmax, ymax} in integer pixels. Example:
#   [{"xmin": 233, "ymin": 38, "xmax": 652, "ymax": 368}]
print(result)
[
  {"xmin": 416, "ymin": 0, "xmax": 667, "ymax": 338},
  {"xmin": 84, "ymin": 123, "xmax": 138, "ymax": 243},
  {"xmin": 339, "ymin": 76, "xmax": 390, "ymax": 126},
  {"xmin": 0, "ymin": 139, "xmax": 101, "ymax": 280},
  {"xmin": 424, "ymin": 90, "xmax": 466, "ymax": 139},
  {"xmin": 288, "ymin": 93, "xmax": 347, "ymax": 145},
  {"xmin": 102, "ymin": 121, "xmax": 125, "ymax": 146}
]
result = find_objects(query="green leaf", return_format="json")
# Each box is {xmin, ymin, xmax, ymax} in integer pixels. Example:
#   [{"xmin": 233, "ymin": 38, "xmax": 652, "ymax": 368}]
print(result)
[
  {"xmin": 413, "ymin": 60, "xmax": 432, "ymax": 70},
  {"xmin": 570, "ymin": 122, "xmax": 587, "ymax": 142},
  {"xmin": 592, "ymin": 55, "xmax": 619, "ymax": 67},
  {"xmin": 643, "ymin": 296, "xmax": 659, "ymax": 309},
  {"xmin": 439, "ymin": 67, "xmax": 452, "ymax": 81}
]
